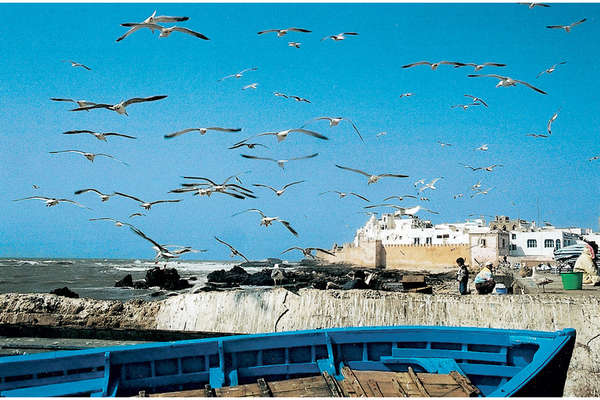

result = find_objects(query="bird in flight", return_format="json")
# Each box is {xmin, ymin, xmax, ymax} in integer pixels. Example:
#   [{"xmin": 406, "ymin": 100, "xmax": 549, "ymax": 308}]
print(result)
[
  {"xmin": 520, "ymin": 2, "xmax": 551, "ymax": 8},
  {"xmin": 454, "ymin": 62, "xmax": 506, "ymax": 71},
  {"xmin": 460, "ymin": 163, "xmax": 482, "ymax": 171},
  {"xmin": 335, "ymin": 164, "xmax": 408, "ymax": 184},
  {"xmin": 402, "ymin": 61, "xmax": 464, "ymax": 70},
  {"xmin": 546, "ymin": 18, "xmax": 587, "ymax": 33},
  {"xmin": 376, "ymin": 132, "xmax": 388, "ymax": 137},
  {"xmin": 483, "ymin": 164, "xmax": 503, "ymax": 171},
  {"xmin": 256, "ymin": 128, "xmax": 328, "ymax": 143},
  {"xmin": 464, "ymin": 94, "xmax": 488, "ymax": 107},
  {"xmin": 476, "ymin": 144, "xmax": 489, "ymax": 151},
  {"xmin": 242, "ymin": 83, "xmax": 259, "ymax": 90},
  {"xmin": 364, "ymin": 204, "xmax": 439, "ymax": 216},
  {"xmin": 129, "ymin": 213, "xmax": 146, "ymax": 218},
  {"xmin": 63, "ymin": 60, "xmax": 91, "ymax": 70},
  {"xmin": 547, "ymin": 109, "xmax": 560, "ymax": 135},
  {"xmin": 32, "ymin": 185, "xmax": 39, "ymax": 189},
  {"xmin": 537, "ymin": 61, "xmax": 567, "ymax": 78},
  {"xmin": 13, "ymin": 196, "xmax": 91, "ymax": 209},
  {"xmin": 320, "ymin": 191, "xmax": 370, "ymax": 202},
  {"xmin": 321, "ymin": 32, "xmax": 359, "ymax": 41},
  {"xmin": 129, "ymin": 226, "xmax": 202, "ymax": 262},
  {"xmin": 70, "ymin": 95, "xmax": 167, "ymax": 115},
  {"xmin": 282, "ymin": 247, "xmax": 335, "ymax": 259},
  {"xmin": 62, "ymin": 130, "xmax": 136, "ymax": 141},
  {"xmin": 118, "ymin": 10, "xmax": 189, "ymax": 37},
  {"xmin": 453, "ymin": 193, "xmax": 464, "ymax": 199},
  {"xmin": 467, "ymin": 74, "xmax": 546, "ymax": 94},
  {"xmin": 526, "ymin": 133, "xmax": 549, "ymax": 138},
  {"xmin": 399, "ymin": 93, "xmax": 414, "ymax": 98},
  {"xmin": 215, "ymin": 237, "xmax": 250, "ymax": 263},
  {"xmin": 383, "ymin": 194, "xmax": 417, "ymax": 201},
  {"xmin": 302, "ymin": 116, "xmax": 363, "ymax": 142},
  {"xmin": 451, "ymin": 103, "xmax": 481, "ymax": 110},
  {"xmin": 589, "ymin": 156, "xmax": 600, "ymax": 161},
  {"xmin": 51, "ymin": 98, "xmax": 97, "ymax": 110},
  {"xmin": 219, "ymin": 67, "xmax": 258, "ymax": 81},
  {"xmin": 89, "ymin": 218, "xmax": 134, "ymax": 228},
  {"xmin": 419, "ymin": 177, "xmax": 443, "ymax": 192},
  {"xmin": 257, "ymin": 27, "xmax": 311, "ymax": 37},
  {"xmin": 228, "ymin": 142, "xmax": 269, "ymax": 150},
  {"xmin": 288, "ymin": 42, "xmax": 301, "ymax": 48},
  {"xmin": 164, "ymin": 127, "xmax": 241, "ymax": 139},
  {"xmin": 117, "ymin": 23, "xmax": 209, "ymax": 41},
  {"xmin": 471, "ymin": 187, "xmax": 495, "ymax": 198},
  {"xmin": 49, "ymin": 150, "xmax": 129, "ymax": 165},
  {"xmin": 233, "ymin": 208, "xmax": 298, "ymax": 236},
  {"xmin": 252, "ymin": 181, "xmax": 305, "ymax": 197},
  {"xmin": 437, "ymin": 141, "xmax": 452, "ymax": 147},
  {"xmin": 114, "ymin": 192, "xmax": 181, "ymax": 210},
  {"xmin": 74, "ymin": 188, "xmax": 114, "ymax": 202},
  {"xmin": 241, "ymin": 153, "xmax": 319, "ymax": 169}
]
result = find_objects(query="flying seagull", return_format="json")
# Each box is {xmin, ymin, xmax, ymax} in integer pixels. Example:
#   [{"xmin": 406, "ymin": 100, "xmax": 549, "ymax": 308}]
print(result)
[
  {"xmin": 233, "ymin": 208, "xmax": 298, "ymax": 236},
  {"xmin": 32, "ymin": 185, "xmax": 39, "ymax": 189},
  {"xmin": 402, "ymin": 61, "xmax": 464, "ymax": 70},
  {"xmin": 129, "ymin": 213, "xmax": 146, "ymax": 218},
  {"xmin": 215, "ymin": 237, "xmax": 250, "ymax": 263},
  {"xmin": 114, "ymin": 192, "xmax": 181, "ymax": 210},
  {"xmin": 219, "ymin": 67, "xmax": 258, "ymax": 81},
  {"xmin": 471, "ymin": 187, "xmax": 495, "ymax": 198},
  {"xmin": 129, "ymin": 226, "xmax": 200, "ymax": 261},
  {"xmin": 242, "ymin": 83, "xmax": 258, "ymax": 90},
  {"xmin": 252, "ymin": 181, "xmax": 305, "ymax": 196},
  {"xmin": 589, "ymin": 156, "xmax": 600, "ymax": 161},
  {"xmin": 50, "ymin": 98, "xmax": 97, "ymax": 110},
  {"xmin": 467, "ymin": 74, "xmax": 546, "ymax": 94},
  {"xmin": 288, "ymin": 42, "xmax": 301, "ymax": 48},
  {"xmin": 537, "ymin": 61, "xmax": 567, "ymax": 78},
  {"xmin": 526, "ymin": 133, "xmax": 549, "ymax": 138},
  {"xmin": 302, "ymin": 116, "xmax": 363, "ymax": 142},
  {"xmin": 228, "ymin": 142, "xmax": 269, "ymax": 150},
  {"xmin": 257, "ymin": 128, "xmax": 328, "ymax": 142},
  {"xmin": 364, "ymin": 203, "xmax": 439, "ymax": 216},
  {"xmin": 520, "ymin": 2, "xmax": 551, "ymax": 7},
  {"xmin": 335, "ymin": 164, "xmax": 408, "ymax": 184},
  {"xmin": 13, "ymin": 196, "xmax": 90, "ymax": 209},
  {"xmin": 49, "ymin": 150, "xmax": 129, "ymax": 165},
  {"xmin": 419, "ymin": 177, "xmax": 443, "ymax": 192},
  {"xmin": 460, "ymin": 163, "xmax": 482, "ymax": 171},
  {"xmin": 437, "ymin": 141, "xmax": 452, "ymax": 147},
  {"xmin": 320, "ymin": 191, "xmax": 370, "ymax": 202},
  {"xmin": 165, "ymin": 127, "xmax": 241, "ymax": 139},
  {"xmin": 89, "ymin": 217, "xmax": 134, "ymax": 228},
  {"xmin": 74, "ymin": 188, "xmax": 113, "ymax": 202},
  {"xmin": 454, "ymin": 62, "xmax": 506, "ymax": 71},
  {"xmin": 258, "ymin": 27, "xmax": 311, "ymax": 36},
  {"xmin": 546, "ymin": 18, "xmax": 587, "ymax": 32},
  {"xmin": 483, "ymin": 164, "xmax": 503, "ymax": 171},
  {"xmin": 62, "ymin": 130, "xmax": 136, "ymax": 141},
  {"xmin": 399, "ymin": 93, "xmax": 414, "ymax": 98},
  {"xmin": 70, "ymin": 95, "xmax": 167, "ymax": 115},
  {"xmin": 241, "ymin": 153, "xmax": 318, "ymax": 169},
  {"xmin": 117, "ymin": 23, "xmax": 209, "ymax": 42},
  {"xmin": 547, "ymin": 109, "xmax": 560, "ymax": 135},
  {"xmin": 464, "ymin": 94, "xmax": 488, "ymax": 107},
  {"xmin": 63, "ymin": 60, "xmax": 91, "ymax": 70},
  {"xmin": 451, "ymin": 103, "xmax": 481, "ymax": 110},
  {"xmin": 321, "ymin": 32, "xmax": 359, "ymax": 41},
  {"xmin": 118, "ymin": 10, "xmax": 189, "ymax": 38},
  {"xmin": 282, "ymin": 247, "xmax": 335, "ymax": 259},
  {"xmin": 383, "ymin": 194, "xmax": 417, "ymax": 201},
  {"xmin": 476, "ymin": 144, "xmax": 489, "ymax": 151}
]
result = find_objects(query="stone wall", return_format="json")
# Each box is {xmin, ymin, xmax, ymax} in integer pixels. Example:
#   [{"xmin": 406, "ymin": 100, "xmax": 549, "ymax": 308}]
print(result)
[
  {"xmin": 316, "ymin": 240, "xmax": 383, "ymax": 268},
  {"xmin": 383, "ymin": 244, "xmax": 470, "ymax": 270}
]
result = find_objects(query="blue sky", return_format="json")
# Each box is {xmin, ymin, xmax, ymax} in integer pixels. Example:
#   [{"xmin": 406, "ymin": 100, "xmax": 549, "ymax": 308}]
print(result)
[{"xmin": 1, "ymin": 3, "xmax": 599, "ymax": 260}]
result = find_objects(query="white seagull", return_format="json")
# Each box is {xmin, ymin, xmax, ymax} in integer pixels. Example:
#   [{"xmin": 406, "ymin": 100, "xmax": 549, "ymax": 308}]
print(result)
[
  {"xmin": 476, "ymin": 144, "xmax": 489, "ymax": 151},
  {"xmin": 471, "ymin": 187, "xmax": 495, "ymax": 198},
  {"xmin": 589, "ymin": 156, "xmax": 600, "ymax": 161},
  {"xmin": 62, "ymin": 130, "xmax": 136, "ymax": 141},
  {"xmin": 49, "ymin": 150, "xmax": 129, "ymax": 165},
  {"xmin": 130, "ymin": 213, "xmax": 146, "ymax": 218},
  {"xmin": 129, "ymin": 226, "xmax": 200, "ymax": 261},
  {"xmin": 526, "ymin": 133, "xmax": 549, "ymax": 138},
  {"xmin": 437, "ymin": 141, "xmax": 452, "ymax": 147},
  {"xmin": 302, "ymin": 116, "xmax": 363, "ymax": 142},
  {"xmin": 288, "ymin": 42, "xmax": 301, "ymax": 48},
  {"xmin": 546, "ymin": 18, "xmax": 586, "ymax": 32},
  {"xmin": 114, "ymin": 192, "xmax": 182, "ymax": 210},
  {"xmin": 241, "ymin": 153, "xmax": 318, "ymax": 169},
  {"xmin": 242, "ymin": 83, "xmax": 259, "ymax": 90},
  {"xmin": 50, "ymin": 98, "xmax": 97, "ymax": 110},
  {"xmin": 320, "ymin": 191, "xmax": 370, "ymax": 202},
  {"xmin": 70, "ymin": 95, "xmax": 167, "ymax": 115},
  {"xmin": 467, "ymin": 74, "xmax": 547, "ymax": 94},
  {"xmin": 74, "ymin": 188, "xmax": 113, "ymax": 202},
  {"xmin": 118, "ymin": 10, "xmax": 189, "ymax": 37},
  {"xmin": 321, "ymin": 32, "xmax": 359, "ymax": 41},
  {"xmin": 454, "ymin": 62, "xmax": 506, "ymax": 71},
  {"xmin": 219, "ymin": 67, "xmax": 258, "ymax": 81},
  {"xmin": 547, "ymin": 109, "xmax": 560, "ymax": 135},
  {"xmin": 233, "ymin": 208, "xmax": 298, "ymax": 236},
  {"xmin": 252, "ymin": 181, "xmax": 305, "ymax": 196},
  {"xmin": 282, "ymin": 247, "xmax": 335, "ymax": 259},
  {"xmin": 335, "ymin": 164, "xmax": 409, "ymax": 184},
  {"xmin": 451, "ymin": 103, "xmax": 481, "ymax": 110},
  {"xmin": 89, "ymin": 217, "xmax": 134, "ymax": 228},
  {"xmin": 537, "ymin": 61, "xmax": 567, "ymax": 78},
  {"xmin": 257, "ymin": 128, "xmax": 328, "ymax": 142},
  {"xmin": 464, "ymin": 94, "xmax": 488, "ymax": 107},
  {"xmin": 399, "ymin": 93, "xmax": 414, "ymax": 98},
  {"xmin": 419, "ymin": 177, "xmax": 443, "ymax": 192},
  {"xmin": 364, "ymin": 203, "xmax": 439, "ymax": 216},
  {"xmin": 271, "ymin": 264, "xmax": 284, "ymax": 286},
  {"xmin": 117, "ymin": 23, "xmax": 209, "ymax": 42},
  {"xmin": 13, "ymin": 196, "xmax": 90, "ymax": 209},
  {"xmin": 165, "ymin": 127, "xmax": 241, "ymax": 139},
  {"xmin": 215, "ymin": 237, "xmax": 250, "ymax": 263},
  {"xmin": 258, "ymin": 27, "xmax": 311, "ymax": 37},
  {"xmin": 402, "ymin": 60, "xmax": 464, "ymax": 70},
  {"xmin": 63, "ymin": 60, "xmax": 91, "ymax": 70},
  {"xmin": 383, "ymin": 194, "xmax": 417, "ymax": 201},
  {"xmin": 520, "ymin": 2, "xmax": 551, "ymax": 7}
]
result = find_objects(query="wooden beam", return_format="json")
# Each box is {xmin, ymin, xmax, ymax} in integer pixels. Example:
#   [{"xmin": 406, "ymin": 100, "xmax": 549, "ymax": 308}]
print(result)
[
  {"xmin": 366, "ymin": 379, "xmax": 384, "ymax": 397},
  {"xmin": 449, "ymin": 371, "xmax": 481, "ymax": 397},
  {"xmin": 391, "ymin": 377, "xmax": 408, "ymax": 397},
  {"xmin": 341, "ymin": 366, "xmax": 368, "ymax": 396},
  {"xmin": 322, "ymin": 371, "xmax": 343, "ymax": 397},
  {"xmin": 257, "ymin": 378, "xmax": 273, "ymax": 397},
  {"xmin": 407, "ymin": 367, "xmax": 430, "ymax": 397}
]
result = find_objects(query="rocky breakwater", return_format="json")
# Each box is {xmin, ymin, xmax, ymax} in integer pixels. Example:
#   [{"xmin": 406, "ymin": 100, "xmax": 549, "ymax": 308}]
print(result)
[{"xmin": 0, "ymin": 293, "xmax": 159, "ymax": 330}]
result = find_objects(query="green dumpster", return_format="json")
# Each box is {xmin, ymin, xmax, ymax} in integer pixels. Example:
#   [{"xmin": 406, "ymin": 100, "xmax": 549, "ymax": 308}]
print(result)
[{"xmin": 561, "ymin": 272, "xmax": 583, "ymax": 290}]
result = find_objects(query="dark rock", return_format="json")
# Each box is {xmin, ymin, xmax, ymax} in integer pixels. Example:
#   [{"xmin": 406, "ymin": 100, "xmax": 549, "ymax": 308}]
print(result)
[
  {"xmin": 133, "ymin": 280, "xmax": 149, "ymax": 289},
  {"xmin": 188, "ymin": 276, "xmax": 197, "ymax": 281},
  {"xmin": 150, "ymin": 291, "xmax": 165, "ymax": 297},
  {"xmin": 115, "ymin": 274, "xmax": 133, "ymax": 288},
  {"xmin": 50, "ymin": 287, "xmax": 79, "ymax": 298},
  {"xmin": 145, "ymin": 267, "xmax": 192, "ymax": 290},
  {"xmin": 244, "ymin": 269, "xmax": 275, "ymax": 286},
  {"xmin": 207, "ymin": 265, "xmax": 249, "ymax": 285},
  {"xmin": 342, "ymin": 279, "xmax": 369, "ymax": 290}
]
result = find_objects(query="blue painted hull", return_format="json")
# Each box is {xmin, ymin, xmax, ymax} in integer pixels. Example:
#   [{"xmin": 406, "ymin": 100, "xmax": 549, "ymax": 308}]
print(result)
[{"xmin": 0, "ymin": 326, "xmax": 575, "ymax": 397}]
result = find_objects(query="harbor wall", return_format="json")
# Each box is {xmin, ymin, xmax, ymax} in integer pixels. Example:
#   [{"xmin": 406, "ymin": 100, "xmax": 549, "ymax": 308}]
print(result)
[
  {"xmin": 155, "ymin": 289, "xmax": 600, "ymax": 397},
  {"xmin": 316, "ymin": 240, "xmax": 383, "ymax": 268},
  {"xmin": 383, "ymin": 244, "xmax": 470, "ymax": 270}
]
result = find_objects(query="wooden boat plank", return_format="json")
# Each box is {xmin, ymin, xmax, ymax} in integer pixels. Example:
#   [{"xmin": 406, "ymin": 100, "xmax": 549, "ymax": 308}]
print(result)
[
  {"xmin": 449, "ymin": 370, "xmax": 481, "ymax": 397},
  {"xmin": 407, "ymin": 367, "xmax": 430, "ymax": 397},
  {"xmin": 268, "ymin": 376, "xmax": 331, "ymax": 397},
  {"xmin": 341, "ymin": 366, "xmax": 368, "ymax": 397},
  {"xmin": 322, "ymin": 371, "xmax": 343, "ymax": 397},
  {"xmin": 366, "ymin": 379, "xmax": 384, "ymax": 397}
]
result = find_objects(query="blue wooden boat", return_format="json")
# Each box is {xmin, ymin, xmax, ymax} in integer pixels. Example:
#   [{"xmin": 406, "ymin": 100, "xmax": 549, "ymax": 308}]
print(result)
[{"xmin": 0, "ymin": 326, "xmax": 575, "ymax": 397}]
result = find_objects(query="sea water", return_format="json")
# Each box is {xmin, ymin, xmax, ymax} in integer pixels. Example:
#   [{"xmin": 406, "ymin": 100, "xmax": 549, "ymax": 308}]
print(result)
[{"xmin": 0, "ymin": 258, "xmax": 262, "ymax": 301}]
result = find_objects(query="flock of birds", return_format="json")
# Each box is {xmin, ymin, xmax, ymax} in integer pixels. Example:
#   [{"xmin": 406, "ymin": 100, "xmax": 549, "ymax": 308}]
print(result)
[{"xmin": 12, "ymin": 5, "xmax": 600, "ymax": 266}]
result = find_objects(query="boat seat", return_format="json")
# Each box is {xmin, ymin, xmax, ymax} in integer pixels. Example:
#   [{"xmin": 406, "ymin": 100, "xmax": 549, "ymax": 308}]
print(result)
[{"xmin": 0, "ymin": 377, "xmax": 105, "ymax": 397}]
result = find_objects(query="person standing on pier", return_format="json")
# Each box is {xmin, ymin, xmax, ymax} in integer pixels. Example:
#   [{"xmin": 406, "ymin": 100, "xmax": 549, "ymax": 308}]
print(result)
[
  {"xmin": 456, "ymin": 257, "xmax": 469, "ymax": 295},
  {"xmin": 474, "ymin": 261, "xmax": 496, "ymax": 295}
]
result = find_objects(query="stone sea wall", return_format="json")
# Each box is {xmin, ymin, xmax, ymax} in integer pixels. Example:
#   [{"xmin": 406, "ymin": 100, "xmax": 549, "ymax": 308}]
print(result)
[{"xmin": 2, "ymin": 290, "xmax": 600, "ymax": 396}]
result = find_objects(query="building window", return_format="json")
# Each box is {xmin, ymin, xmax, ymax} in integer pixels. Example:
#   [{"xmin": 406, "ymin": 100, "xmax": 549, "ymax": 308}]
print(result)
[
  {"xmin": 527, "ymin": 239, "xmax": 537, "ymax": 248},
  {"xmin": 555, "ymin": 239, "xmax": 561, "ymax": 249},
  {"xmin": 413, "ymin": 237, "xmax": 420, "ymax": 245},
  {"xmin": 426, "ymin": 237, "xmax": 432, "ymax": 245},
  {"xmin": 502, "ymin": 239, "xmax": 506, "ymax": 248},
  {"xmin": 544, "ymin": 239, "xmax": 554, "ymax": 248},
  {"xmin": 480, "ymin": 239, "xmax": 487, "ymax": 247},
  {"xmin": 511, "ymin": 233, "xmax": 516, "ymax": 239},
  {"xmin": 510, "ymin": 244, "xmax": 517, "ymax": 251}
]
